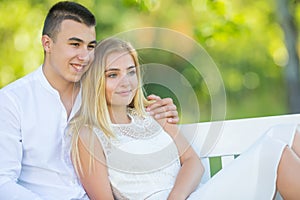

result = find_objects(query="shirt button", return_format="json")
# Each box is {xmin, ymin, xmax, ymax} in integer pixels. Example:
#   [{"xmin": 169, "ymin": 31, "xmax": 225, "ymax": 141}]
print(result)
[{"xmin": 70, "ymin": 179, "xmax": 76, "ymax": 185}]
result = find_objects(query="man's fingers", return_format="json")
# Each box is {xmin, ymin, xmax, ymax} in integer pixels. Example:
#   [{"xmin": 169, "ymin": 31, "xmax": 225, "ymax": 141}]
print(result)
[
  {"xmin": 146, "ymin": 97, "xmax": 175, "ymax": 112},
  {"xmin": 146, "ymin": 96, "xmax": 179, "ymax": 124},
  {"xmin": 147, "ymin": 94, "xmax": 161, "ymax": 101},
  {"xmin": 156, "ymin": 111, "xmax": 179, "ymax": 124},
  {"xmin": 147, "ymin": 104, "xmax": 177, "ymax": 116},
  {"xmin": 152, "ymin": 110, "xmax": 178, "ymax": 119},
  {"xmin": 167, "ymin": 116, "xmax": 179, "ymax": 124}
]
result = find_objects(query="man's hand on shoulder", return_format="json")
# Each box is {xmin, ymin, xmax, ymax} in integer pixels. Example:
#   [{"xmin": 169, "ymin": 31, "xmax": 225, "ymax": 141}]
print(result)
[{"xmin": 146, "ymin": 94, "xmax": 179, "ymax": 124}]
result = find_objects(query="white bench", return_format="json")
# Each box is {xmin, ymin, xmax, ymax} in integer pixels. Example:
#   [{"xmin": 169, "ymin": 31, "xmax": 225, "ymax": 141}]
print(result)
[{"xmin": 180, "ymin": 114, "xmax": 300, "ymax": 199}]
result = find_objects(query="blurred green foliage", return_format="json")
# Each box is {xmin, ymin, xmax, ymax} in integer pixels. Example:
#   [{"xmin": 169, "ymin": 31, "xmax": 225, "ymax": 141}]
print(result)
[{"xmin": 0, "ymin": 0, "xmax": 299, "ymax": 122}]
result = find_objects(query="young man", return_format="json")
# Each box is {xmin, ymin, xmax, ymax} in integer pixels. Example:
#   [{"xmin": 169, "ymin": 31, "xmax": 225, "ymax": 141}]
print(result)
[{"xmin": 0, "ymin": 2, "xmax": 178, "ymax": 199}]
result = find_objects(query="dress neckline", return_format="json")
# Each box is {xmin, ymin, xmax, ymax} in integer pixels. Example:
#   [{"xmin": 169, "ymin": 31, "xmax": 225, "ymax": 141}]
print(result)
[{"xmin": 110, "ymin": 108, "xmax": 162, "ymax": 139}]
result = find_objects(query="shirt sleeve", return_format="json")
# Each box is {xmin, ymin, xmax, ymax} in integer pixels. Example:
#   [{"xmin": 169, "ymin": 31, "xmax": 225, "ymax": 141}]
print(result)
[
  {"xmin": 0, "ymin": 181, "xmax": 42, "ymax": 199},
  {"xmin": 0, "ymin": 91, "xmax": 42, "ymax": 199}
]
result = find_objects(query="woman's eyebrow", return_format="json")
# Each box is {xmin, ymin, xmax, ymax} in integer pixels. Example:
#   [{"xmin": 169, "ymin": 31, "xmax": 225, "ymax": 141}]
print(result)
[
  {"xmin": 127, "ymin": 66, "xmax": 136, "ymax": 70},
  {"xmin": 105, "ymin": 65, "xmax": 136, "ymax": 72},
  {"xmin": 105, "ymin": 68, "xmax": 119, "ymax": 72}
]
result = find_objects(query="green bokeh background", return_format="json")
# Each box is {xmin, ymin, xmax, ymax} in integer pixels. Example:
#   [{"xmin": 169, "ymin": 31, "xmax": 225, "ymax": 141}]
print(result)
[{"xmin": 1, "ymin": 0, "xmax": 299, "ymax": 122}]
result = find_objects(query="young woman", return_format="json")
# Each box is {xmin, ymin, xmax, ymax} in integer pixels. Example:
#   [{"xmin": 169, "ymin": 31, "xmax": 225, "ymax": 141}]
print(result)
[{"xmin": 70, "ymin": 38, "xmax": 300, "ymax": 200}]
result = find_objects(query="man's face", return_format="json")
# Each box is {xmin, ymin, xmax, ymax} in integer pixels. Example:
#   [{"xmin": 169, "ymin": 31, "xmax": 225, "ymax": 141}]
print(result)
[{"xmin": 43, "ymin": 19, "xmax": 96, "ymax": 85}]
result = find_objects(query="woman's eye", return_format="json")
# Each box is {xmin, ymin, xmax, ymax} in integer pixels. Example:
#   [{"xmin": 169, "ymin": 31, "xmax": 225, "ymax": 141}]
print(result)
[
  {"xmin": 128, "ymin": 70, "xmax": 136, "ymax": 76},
  {"xmin": 107, "ymin": 73, "xmax": 117, "ymax": 78}
]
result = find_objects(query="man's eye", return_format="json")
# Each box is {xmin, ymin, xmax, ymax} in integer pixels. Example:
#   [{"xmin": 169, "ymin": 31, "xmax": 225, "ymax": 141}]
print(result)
[
  {"xmin": 88, "ymin": 45, "xmax": 95, "ymax": 50},
  {"xmin": 71, "ymin": 43, "xmax": 80, "ymax": 47}
]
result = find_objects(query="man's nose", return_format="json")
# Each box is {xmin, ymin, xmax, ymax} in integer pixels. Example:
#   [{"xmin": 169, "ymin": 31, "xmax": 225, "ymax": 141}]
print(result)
[{"xmin": 78, "ymin": 48, "xmax": 91, "ymax": 61}]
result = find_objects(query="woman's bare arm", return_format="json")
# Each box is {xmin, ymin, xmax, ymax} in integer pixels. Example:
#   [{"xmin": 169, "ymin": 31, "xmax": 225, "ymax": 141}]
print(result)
[
  {"xmin": 159, "ymin": 121, "xmax": 204, "ymax": 200},
  {"xmin": 75, "ymin": 127, "xmax": 114, "ymax": 200}
]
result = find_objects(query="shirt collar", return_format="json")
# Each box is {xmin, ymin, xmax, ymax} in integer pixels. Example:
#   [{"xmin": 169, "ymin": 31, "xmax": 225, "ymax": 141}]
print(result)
[
  {"xmin": 37, "ymin": 65, "xmax": 82, "ymax": 121},
  {"xmin": 37, "ymin": 65, "xmax": 60, "ymax": 97},
  {"xmin": 69, "ymin": 87, "xmax": 82, "ymax": 122}
]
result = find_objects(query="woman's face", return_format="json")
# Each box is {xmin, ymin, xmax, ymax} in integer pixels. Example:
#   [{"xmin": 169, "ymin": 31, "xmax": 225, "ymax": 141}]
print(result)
[{"xmin": 105, "ymin": 51, "xmax": 138, "ymax": 109}]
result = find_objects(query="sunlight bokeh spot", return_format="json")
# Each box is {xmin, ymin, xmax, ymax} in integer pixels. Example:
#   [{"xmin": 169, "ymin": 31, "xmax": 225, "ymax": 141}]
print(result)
[
  {"xmin": 14, "ymin": 31, "xmax": 30, "ymax": 52},
  {"xmin": 243, "ymin": 72, "xmax": 260, "ymax": 90},
  {"xmin": 272, "ymin": 47, "xmax": 288, "ymax": 67}
]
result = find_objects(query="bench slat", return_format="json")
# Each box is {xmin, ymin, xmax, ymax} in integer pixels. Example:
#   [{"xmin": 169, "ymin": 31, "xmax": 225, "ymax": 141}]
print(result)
[
  {"xmin": 180, "ymin": 114, "xmax": 299, "ymax": 200},
  {"xmin": 180, "ymin": 114, "xmax": 300, "ymax": 157}
]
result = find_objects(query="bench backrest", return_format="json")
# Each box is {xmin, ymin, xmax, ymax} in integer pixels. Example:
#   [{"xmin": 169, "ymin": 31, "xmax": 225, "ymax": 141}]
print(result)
[
  {"xmin": 180, "ymin": 114, "xmax": 300, "ymax": 199},
  {"xmin": 180, "ymin": 114, "xmax": 300, "ymax": 178}
]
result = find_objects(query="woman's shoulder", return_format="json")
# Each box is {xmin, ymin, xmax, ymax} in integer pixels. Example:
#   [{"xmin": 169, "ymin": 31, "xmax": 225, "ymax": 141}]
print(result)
[
  {"xmin": 76, "ymin": 125, "xmax": 96, "ymax": 141},
  {"xmin": 127, "ymin": 107, "xmax": 154, "ymax": 125}
]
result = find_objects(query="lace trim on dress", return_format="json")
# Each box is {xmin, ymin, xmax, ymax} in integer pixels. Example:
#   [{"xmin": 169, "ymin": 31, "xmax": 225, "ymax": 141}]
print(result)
[{"xmin": 111, "ymin": 108, "xmax": 162, "ymax": 140}]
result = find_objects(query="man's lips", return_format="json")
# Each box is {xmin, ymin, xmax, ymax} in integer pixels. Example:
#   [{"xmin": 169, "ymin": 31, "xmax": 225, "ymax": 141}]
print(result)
[{"xmin": 71, "ymin": 63, "xmax": 86, "ymax": 72}]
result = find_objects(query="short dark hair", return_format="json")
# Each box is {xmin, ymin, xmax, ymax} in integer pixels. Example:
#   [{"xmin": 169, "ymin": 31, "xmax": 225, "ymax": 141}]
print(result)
[{"xmin": 42, "ymin": 1, "xmax": 96, "ymax": 41}]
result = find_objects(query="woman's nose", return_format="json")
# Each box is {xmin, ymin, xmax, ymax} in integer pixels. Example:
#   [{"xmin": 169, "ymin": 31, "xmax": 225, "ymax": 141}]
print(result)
[{"xmin": 119, "ymin": 74, "xmax": 130, "ymax": 86}]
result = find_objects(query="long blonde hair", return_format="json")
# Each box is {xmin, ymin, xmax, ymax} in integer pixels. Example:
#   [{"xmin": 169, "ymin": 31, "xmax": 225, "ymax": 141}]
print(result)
[{"xmin": 70, "ymin": 37, "xmax": 150, "ymax": 175}]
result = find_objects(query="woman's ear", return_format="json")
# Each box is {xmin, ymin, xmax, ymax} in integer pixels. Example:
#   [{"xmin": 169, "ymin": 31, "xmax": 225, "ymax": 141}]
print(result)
[{"xmin": 41, "ymin": 35, "xmax": 52, "ymax": 52}]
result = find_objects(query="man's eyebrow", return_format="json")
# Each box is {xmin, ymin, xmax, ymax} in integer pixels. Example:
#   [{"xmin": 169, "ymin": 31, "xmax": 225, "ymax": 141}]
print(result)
[
  {"xmin": 89, "ymin": 40, "xmax": 97, "ymax": 45},
  {"xmin": 68, "ymin": 37, "xmax": 97, "ymax": 45},
  {"xmin": 68, "ymin": 37, "xmax": 83, "ymax": 42}
]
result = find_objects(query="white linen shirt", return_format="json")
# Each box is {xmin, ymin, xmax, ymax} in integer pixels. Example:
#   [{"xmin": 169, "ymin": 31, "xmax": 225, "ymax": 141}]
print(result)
[{"xmin": 0, "ymin": 66, "xmax": 87, "ymax": 200}]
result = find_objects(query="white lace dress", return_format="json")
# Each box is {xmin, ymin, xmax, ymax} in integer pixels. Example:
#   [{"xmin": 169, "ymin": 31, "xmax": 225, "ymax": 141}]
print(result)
[
  {"xmin": 94, "ymin": 109, "xmax": 299, "ymax": 200},
  {"xmin": 94, "ymin": 109, "xmax": 181, "ymax": 199}
]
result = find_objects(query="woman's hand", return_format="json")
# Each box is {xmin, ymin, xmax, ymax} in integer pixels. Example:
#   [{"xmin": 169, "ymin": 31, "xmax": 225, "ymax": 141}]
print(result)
[{"xmin": 146, "ymin": 94, "xmax": 179, "ymax": 124}]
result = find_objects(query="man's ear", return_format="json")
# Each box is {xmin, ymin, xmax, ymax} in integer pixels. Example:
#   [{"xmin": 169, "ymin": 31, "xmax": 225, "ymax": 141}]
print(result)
[{"xmin": 41, "ymin": 35, "xmax": 52, "ymax": 52}]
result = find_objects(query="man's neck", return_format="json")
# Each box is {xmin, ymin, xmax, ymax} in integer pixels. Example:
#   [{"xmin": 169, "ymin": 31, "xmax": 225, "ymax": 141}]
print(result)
[
  {"xmin": 59, "ymin": 83, "xmax": 80, "ymax": 118},
  {"xmin": 42, "ymin": 64, "xmax": 80, "ymax": 117}
]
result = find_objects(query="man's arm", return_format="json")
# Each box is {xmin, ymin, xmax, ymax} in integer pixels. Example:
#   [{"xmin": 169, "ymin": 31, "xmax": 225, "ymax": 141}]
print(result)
[
  {"xmin": 0, "ymin": 92, "xmax": 42, "ymax": 199},
  {"xmin": 146, "ymin": 94, "xmax": 179, "ymax": 124},
  {"xmin": 0, "ymin": 181, "xmax": 42, "ymax": 200}
]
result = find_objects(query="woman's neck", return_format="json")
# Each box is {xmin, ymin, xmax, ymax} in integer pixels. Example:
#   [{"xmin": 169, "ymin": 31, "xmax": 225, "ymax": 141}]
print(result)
[{"xmin": 108, "ymin": 106, "xmax": 131, "ymax": 124}]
